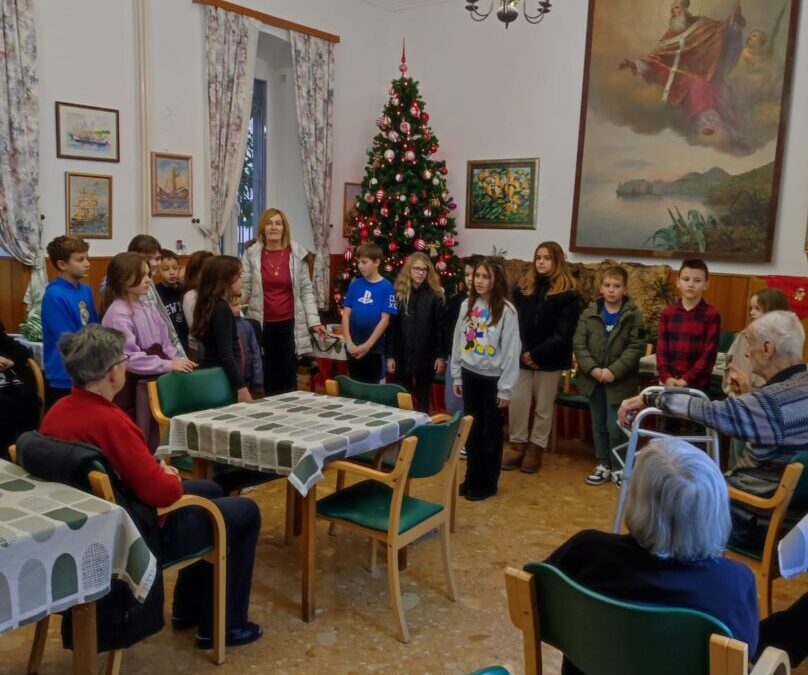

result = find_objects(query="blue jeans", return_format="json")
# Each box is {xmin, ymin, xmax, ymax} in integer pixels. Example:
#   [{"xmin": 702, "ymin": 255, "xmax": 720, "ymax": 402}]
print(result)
[
  {"xmin": 589, "ymin": 385, "xmax": 622, "ymax": 468},
  {"xmin": 444, "ymin": 367, "xmax": 464, "ymax": 415}
]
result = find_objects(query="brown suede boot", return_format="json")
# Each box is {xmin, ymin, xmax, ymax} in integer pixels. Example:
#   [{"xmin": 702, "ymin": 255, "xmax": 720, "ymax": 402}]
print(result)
[
  {"xmin": 501, "ymin": 442, "xmax": 527, "ymax": 470},
  {"xmin": 520, "ymin": 442, "xmax": 544, "ymax": 473}
]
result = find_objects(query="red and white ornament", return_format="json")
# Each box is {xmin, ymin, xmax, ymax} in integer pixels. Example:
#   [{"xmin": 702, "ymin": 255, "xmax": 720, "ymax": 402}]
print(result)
[
  {"xmin": 438, "ymin": 216, "xmax": 448, "ymax": 226},
  {"xmin": 422, "ymin": 169, "xmax": 432, "ymax": 180},
  {"xmin": 373, "ymin": 227, "xmax": 382, "ymax": 237},
  {"xmin": 403, "ymin": 226, "xmax": 415, "ymax": 239},
  {"xmin": 380, "ymin": 206, "xmax": 390, "ymax": 217},
  {"xmin": 384, "ymin": 263, "xmax": 394, "ymax": 273},
  {"xmin": 400, "ymin": 121, "xmax": 411, "ymax": 134},
  {"xmin": 421, "ymin": 112, "xmax": 430, "ymax": 123},
  {"xmin": 443, "ymin": 235, "xmax": 455, "ymax": 247},
  {"xmin": 404, "ymin": 150, "xmax": 416, "ymax": 162},
  {"xmin": 391, "ymin": 96, "xmax": 400, "ymax": 106},
  {"xmin": 409, "ymin": 102, "xmax": 421, "ymax": 117},
  {"xmin": 414, "ymin": 238, "xmax": 426, "ymax": 251},
  {"xmin": 436, "ymin": 260, "xmax": 447, "ymax": 272},
  {"xmin": 408, "ymin": 193, "xmax": 418, "ymax": 204},
  {"xmin": 365, "ymin": 192, "xmax": 375, "ymax": 203},
  {"xmin": 423, "ymin": 208, "xmax": 432, "ymax": 217},
  {"xmin": 383, "ymin": 149, "xmax": 395, "ymax": 162},
  {"xmin": 429, "ymin": 144, "xmax": 438, "ymax": 155},
  {"xmin": 389, "ymin": 241, "xmax": 398, "ymax": 252},
  {"xmin": 375, "ymin": 188, "xmax": 386, "ymax": 202},
  {"xmin": 342, "ymin": 271, "xmax": 351, "ymax": 280},
  {"xmin": 440, "ymin": 167, "xmax": 448, "ymax": 176},
  {"xmin": 387, "ymin": 130, "xmax": 399, "ymax": 143},
  {"xmin": 343, "ymin": 248, "xmax": 353, "ymax": 261},
  {"xmin": 370, "ymin": 177, "xmax": 378, "ymax": 186},
  {"xmin": 395, "ymin": 173, "xmax": 403, "ymax": 182}
]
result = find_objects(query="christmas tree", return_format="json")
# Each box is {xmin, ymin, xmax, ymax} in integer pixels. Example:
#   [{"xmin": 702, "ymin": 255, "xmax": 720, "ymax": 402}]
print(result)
[{"xmin": 335, "ymin": 45, "xmax": 462, "ymax": 307}]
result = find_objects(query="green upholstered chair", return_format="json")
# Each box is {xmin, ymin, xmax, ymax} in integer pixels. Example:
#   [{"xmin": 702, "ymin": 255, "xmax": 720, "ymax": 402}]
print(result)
[
  {"xmin": 9, "ymin": 443, "xmax": 227, "ymax": 673},
  {"xmin": 467, "ymin": 668, "xmax": 509, "ymax": 675},
  {"xmin": 548, "ymin": 367, "xmax": 589, "ymax": 453},
  {"xmin": 726, "ymin": 452, "xmax": 808, "ymax": 618},
  {"xmin": 505, "ymin": 562, "xmax": 791, "ymax": 675},
  {"xmin": 315, "ymin": 412, "xmax": 473, "ymax": 643}
]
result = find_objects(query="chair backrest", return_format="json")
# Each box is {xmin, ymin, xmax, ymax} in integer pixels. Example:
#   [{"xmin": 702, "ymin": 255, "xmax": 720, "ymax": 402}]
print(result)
[
  {"xmin": 407, "ymin": 412, "xmax": 463, "ymax": 479},
  {"xmin": 718, "ymin": 330, "xmax": 736, "ymax": 353},
  {"xmin": 333, "ymin": 375, "xmax": 411, "ymax": 409},
  {"xmin": 788, "ymin": 451, "xmax": 808, "ymax": 511},
  {"xmin": 155, "ymin": 367, "xmax": 236, "ymax": 418},
  {"xmin": 522, "ymin": 562, "xmax": 732, "ymax": 675}
]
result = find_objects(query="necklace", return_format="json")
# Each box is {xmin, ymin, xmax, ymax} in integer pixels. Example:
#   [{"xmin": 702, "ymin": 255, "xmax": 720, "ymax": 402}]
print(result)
[{"xmin": 265, "ymin": 248, "xmax": 284, "ymax": 277}]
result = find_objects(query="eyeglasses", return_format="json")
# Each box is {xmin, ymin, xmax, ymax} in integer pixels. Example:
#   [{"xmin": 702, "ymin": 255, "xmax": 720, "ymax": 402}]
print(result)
[
  {"xmin": 106, "ymin": 354, "xmax": 130, "ymax": 372},
  {"xmin": 411, "ymin": 266, "xmax": 429, "ymax": 273}
]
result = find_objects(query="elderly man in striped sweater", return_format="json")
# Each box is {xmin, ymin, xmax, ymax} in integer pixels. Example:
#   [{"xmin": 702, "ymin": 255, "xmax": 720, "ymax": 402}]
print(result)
[{"xmin": 619, "ymin": 310, "xmax": 808, "ymax": 547}]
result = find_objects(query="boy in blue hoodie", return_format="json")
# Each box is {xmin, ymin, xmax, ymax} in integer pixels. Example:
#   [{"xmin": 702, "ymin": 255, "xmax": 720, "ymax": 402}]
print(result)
[{"xmin": 41, "ymin": 236, "xmax": 98, "ymax": 406}]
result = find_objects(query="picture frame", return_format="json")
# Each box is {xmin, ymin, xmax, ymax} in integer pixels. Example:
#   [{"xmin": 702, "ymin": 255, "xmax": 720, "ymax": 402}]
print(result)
[
  {"xmin": 55, "ymin": 102, "xmax": 120, "ymax": 162},
  {"xmin": 569, "ymin": 0, "xmax": 801, "ymax": 262},
  {"xmin": 465, "ymin": 158, "xmax": 539, "ymax": 229},
  {"xmin": 151, "ymin": 152, "xmax": 193, "ymax": 217},
  {"xmin": 343, "ymin": 182, "xmax": 362, "ymax": 237},
  {"xmin": 65, "ymin": 172, "xmax": 112, "ymax": 239}
]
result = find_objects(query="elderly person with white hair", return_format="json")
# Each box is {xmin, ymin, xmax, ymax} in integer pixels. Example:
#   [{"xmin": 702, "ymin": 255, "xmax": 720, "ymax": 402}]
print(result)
[
  {"xmin": 619, "ymin": 310, "xmax": 808, "ymax": 547},
  {"xmin": 546, "ymin": 438, "xmax": 759, "ymax": 675}
]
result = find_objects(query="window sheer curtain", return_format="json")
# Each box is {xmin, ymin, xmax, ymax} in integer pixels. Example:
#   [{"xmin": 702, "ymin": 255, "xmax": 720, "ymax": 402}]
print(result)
[
  {"xmin": 290, "ymin": 32, "xmax": 335, "ymax": 309},
  {"xmin": 0, "ymin": 0, "xmax": 45, "ymax": 310},
  {"xmin": 204, "ymin": 7, "xmax": 259, "ymax": 252}
]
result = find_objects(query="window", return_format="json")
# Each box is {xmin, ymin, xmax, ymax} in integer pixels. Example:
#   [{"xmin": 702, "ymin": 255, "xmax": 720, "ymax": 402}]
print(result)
[{"xmin": 236, "ymin": 79, "xmax": 266, "ymax": 257}]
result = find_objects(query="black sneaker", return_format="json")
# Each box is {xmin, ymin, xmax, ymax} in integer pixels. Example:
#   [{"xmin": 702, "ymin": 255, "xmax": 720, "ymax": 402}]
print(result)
[
  {"xmin": 465, "ymin": 487, "xmax": 497, "ymax": 502},
  {"xmin": 195, "ymin": 622, "xmax": 263, "ymax": 649},
  {"xmin": 586, "ymin": 464, "xmax": 611, "ymax": 486}
]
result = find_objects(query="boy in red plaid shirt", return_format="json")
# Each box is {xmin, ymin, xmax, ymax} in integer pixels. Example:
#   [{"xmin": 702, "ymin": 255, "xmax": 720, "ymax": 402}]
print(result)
[{"xmin": 656, "ymin": 259, "xmax": 721, "ymax": 391}]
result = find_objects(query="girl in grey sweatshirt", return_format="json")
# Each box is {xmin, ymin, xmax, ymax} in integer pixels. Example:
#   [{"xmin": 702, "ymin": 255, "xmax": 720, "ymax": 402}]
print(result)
[{"xmin": 450, "ymin": 257, "xmax": 521, "ymax": 501}]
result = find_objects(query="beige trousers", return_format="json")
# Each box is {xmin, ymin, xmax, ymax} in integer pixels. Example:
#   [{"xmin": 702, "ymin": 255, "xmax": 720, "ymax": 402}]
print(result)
[{"xmin": 508, "ymin": 369, "xmax": 562, "ymax": 447}]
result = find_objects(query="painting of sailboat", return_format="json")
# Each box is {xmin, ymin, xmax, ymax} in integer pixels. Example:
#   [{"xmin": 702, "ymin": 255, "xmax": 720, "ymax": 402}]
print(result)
[
  {"xmin": 56, "ymin": 102, "xmax": 119, "ymax": 162},
  {"xmin": 151, "ymin": 153, "xmax": 193, "ymax": 216},
  {"xmin": 65, "ymin": 173, "xmax": 112, "ymax": 239}
]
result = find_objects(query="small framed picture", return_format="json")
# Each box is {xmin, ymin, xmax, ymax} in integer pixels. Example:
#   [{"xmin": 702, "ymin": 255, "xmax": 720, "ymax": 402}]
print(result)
[
  {"xmin": 343, "ymin": 182, "xmax": 362, "ymax": 237},
  {"xmin": 65, "ymin": 172, "xmax": 112, "ymax": 239},
  {"xmin": 465, "ymin": 157, "xmax": 539, "ymax": 229},
  {"xmin": 151, "ymin": 152, "xmax": 193, "ymax": 216},
  {"xmin": 56, "ymin": 102, "xmax": 120, "ymax": 162}
]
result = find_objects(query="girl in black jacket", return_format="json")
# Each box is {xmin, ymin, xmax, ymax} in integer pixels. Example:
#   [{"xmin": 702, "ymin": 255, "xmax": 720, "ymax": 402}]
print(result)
[
  {"xmin": 0, "ymin": 323, "xmax": 40, "ymax": 458},
  {"xmin": 504, "ymin": 241, "xmax": 579, "ymax": 473},
  {"xmin": 387, "ymin": 252, "xmax": 446, "ymax": 412},
  {"xmin": 193, "ymin": 256, "xmax": 252, "ymax": 403}
]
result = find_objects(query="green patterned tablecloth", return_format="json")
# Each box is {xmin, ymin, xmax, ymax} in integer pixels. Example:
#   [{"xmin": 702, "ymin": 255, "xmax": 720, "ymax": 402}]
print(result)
[
  {"xmin": 0, "ymin": 460, "xmax": 157, "ymax": 635},
  {"xmin": 166, "ymin": 391, "xmax": 430, "ymax": 496}
]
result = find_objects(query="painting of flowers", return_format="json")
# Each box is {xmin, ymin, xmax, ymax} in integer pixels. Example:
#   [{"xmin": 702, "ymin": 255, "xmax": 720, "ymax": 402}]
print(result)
[{"xmin": 465, "ymin": 158, "xmax": 539, "ymax": 229}]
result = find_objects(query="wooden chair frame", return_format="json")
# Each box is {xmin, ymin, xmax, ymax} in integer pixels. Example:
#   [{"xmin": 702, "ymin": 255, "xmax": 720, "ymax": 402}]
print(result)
[
  {"xmin": 317, "ymin": 415, "xmax": 472, "ymax": 643},
  {"xmin": 9, "ymin": 445, "xmax": 228, "ymax": 673},
  {"xmin": 725, "ymin": 461, "xmax": 805, "ymax": 618},
  {"xmin": 504, "ymin": 566, "xmax": 791, "ymax": 675}
]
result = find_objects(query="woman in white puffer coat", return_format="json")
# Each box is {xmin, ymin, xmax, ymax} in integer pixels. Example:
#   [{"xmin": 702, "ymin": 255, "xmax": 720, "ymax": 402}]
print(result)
[{"xmin": 241, "ymin": 208, "xmax": 325, "ymax": 394}]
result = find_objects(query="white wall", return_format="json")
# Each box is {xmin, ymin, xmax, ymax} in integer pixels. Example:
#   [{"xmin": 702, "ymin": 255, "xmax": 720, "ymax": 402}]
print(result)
[
  {"xmin": 34, "ymin": 0, "xmax": 393, "ymax": 257},
  {"xmin": 396, "ymin": 1, "xmax": 808, "ymax": 275}
]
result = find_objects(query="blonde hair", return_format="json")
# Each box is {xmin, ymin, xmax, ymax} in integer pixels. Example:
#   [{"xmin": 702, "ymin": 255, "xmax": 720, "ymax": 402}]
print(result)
[
  {"xmin": 519, "ymin": 240, "xmax": 576, "ymax": 297},
  {"xmin": 257, "ymin": 208, "xmax": 291, "ymax": 249},
  {"xmin": 394, "ymin": 252, "xmax": 443, "ymax": 309}
]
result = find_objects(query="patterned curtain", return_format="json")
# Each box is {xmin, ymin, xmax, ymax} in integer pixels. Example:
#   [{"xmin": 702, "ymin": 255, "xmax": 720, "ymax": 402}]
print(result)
[
  {"xmin": 0, "ymin": 0, "xmax": 45, "ymax": 310},
  {"xmin": 204, "ymin": 7, "xmax": 259, "ymax": 252},
  {"xmin": 290, "ymin": 32, "xmax": 335, "ymax": 309}
]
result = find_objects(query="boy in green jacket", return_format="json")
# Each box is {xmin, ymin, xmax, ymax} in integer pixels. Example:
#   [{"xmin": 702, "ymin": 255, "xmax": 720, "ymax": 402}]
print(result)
[{"xmin": 573, "ymin": 266, "xmax": 646, "ymax": 486}]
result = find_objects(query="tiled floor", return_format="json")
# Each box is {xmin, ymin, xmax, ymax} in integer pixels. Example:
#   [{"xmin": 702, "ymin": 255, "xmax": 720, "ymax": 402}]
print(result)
[{"xmin": 1, "ymin": 442, "xmax": 806, "ymax": 674}]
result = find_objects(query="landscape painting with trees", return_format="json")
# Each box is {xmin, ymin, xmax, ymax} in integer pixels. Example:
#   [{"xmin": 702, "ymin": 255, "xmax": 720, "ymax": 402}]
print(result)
[{"xmin": 570, "ymin": 0, "xmax": 800, "ymax": 262}]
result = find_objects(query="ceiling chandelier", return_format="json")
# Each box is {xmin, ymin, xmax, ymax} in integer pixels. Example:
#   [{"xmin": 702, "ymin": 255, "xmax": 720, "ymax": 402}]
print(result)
[{"xmin": 464, "ymin": 0, "xmax": 553, "ymax": 28}]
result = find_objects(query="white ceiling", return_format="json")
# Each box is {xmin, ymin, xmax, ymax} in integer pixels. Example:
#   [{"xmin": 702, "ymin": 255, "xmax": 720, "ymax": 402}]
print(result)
[{"xmin": 360, "ymin": 0, "xmax": 453, "ymax": 10}]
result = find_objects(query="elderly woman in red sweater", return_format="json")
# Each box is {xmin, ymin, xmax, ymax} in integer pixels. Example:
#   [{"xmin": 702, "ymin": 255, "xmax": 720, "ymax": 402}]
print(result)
[{"xmin": 40, "ymin": 324, "xmax": 262, "ymax": 650}]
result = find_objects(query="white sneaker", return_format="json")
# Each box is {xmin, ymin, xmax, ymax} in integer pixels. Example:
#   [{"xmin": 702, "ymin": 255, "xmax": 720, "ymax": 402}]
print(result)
[
  {"xmin": 611, "ymin": 470, "xmax": 623, "ymax": 489},
  {"xmin": 586, "ymin": 464, "xmax": 611, "ymax": 485},
  {"xmin": 459, "ymin": 447, "xmax": 467, "ymax": 460}
]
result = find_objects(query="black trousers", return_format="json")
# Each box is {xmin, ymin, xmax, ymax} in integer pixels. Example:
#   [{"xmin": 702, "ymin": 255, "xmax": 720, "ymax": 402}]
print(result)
[
  {"xmin": 263, "ymin": 319, "xmax": 297, "ymax": 395},
  {"xmin": 461, "ymin": 368, "xmax": 504, "ymax": 494},
  {"xmin": 347, "ymin": 352, "xmax": 384, "ymax": 383},
  {"xmin": 759, "ymin": 591, "xmax": 808, "ymax": 666},
  {"xmin": 162, "ymin": 480, "xmax": 260, "ymax": 634},
  {"xmin": 0, "ymin": 382, "xmax": 40, "ymax": 458},
  {"xmin": 45, "ymin": 385, "xmax": 70, "ymax": 411},
  {"xmin": 394, "ymin": 370, "xmax": 433, "ymax": 413}
]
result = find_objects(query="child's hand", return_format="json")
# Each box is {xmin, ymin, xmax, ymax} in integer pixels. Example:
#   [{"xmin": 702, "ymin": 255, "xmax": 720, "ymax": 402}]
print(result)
[
  {"xmin": 520, "ymin": 352, "xmax": 538, "ymax": 369},
  {"xmin": 0, "ymin": 356, "xmax": 13, "ymax": 371},
  {"xmin": 674, "ymin": 378, "xmax": 688, "ymax": 387},
  {"xmin": 453, "ymin": 384, "xmax": 463, "ymax": 398},
  {"xmin": 434, "ymin": 358, "xmax": 446, "ymax": 374},
  {"xmin": 663, "ymin": 377, "xmax": 677, "ymax": 387},
  {"xmin": 387, "ymin": 358, "xmax": 396, "ymax": 374},
  {"xmin": 237, "ymin": 387, "xmax": 253, "ymax": 403},
  {"xmin": 172, "ymin": 359, "xmax": 196, "ymax": 373},
  {"xmin": 311, "ymin": 324, "xmax": 327, "ymax": 337},
  {"xmin": 347, "ymin": 343, "xmax": 361, "ymax": 357},
  {"xmin": 601, "ymin": 369, "xmax": 616, "ymax": 383},
  {"xmin": 353, "ymin": 343, "xmax": 369, "ymax": 359},
  {"xmin": 496, "ymin": 397, "xmax": 510, "ymax": 409}
]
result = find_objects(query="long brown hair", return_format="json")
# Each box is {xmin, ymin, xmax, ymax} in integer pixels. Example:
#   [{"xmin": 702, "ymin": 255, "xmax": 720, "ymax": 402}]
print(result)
[
  {"xmin": 752, "ymin": 288, "xmax": 789, "ymax": 314},
  {"xmin": 256, "ymin": 208, "xmax": 291, "ymax": 249},
  {"xmin": 466, "ymin": 256, "xmax": 509, "ymax": 326},
  {"xmin": 192, "ymin": 256, "xmax": 242, "ymax": 340},
  {"xmin": 394, "ymin": 252, "xmax": 444, "ymax": 310},
  {"xmin": 101, "ymin": 252, "xmax": 149, "ymax": 316},
  {"xmin": 519, "ymin": 240, "xmax": 576, "ymax": 296},
  {"xmin": 183, "ymin": 250, "xmax": 215, "ymax": 294}
]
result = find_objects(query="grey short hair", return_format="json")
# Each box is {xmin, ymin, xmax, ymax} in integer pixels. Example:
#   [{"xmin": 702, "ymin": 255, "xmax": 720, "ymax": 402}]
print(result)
[
  {"xmin": 625, "ymin": 438, "xmax": 730, "ymax": 561},
  {"xmin": 747, "ymin": 310, "xmax": 804, "ymax": 361},
  {"xmin": 58, "ymin": 324, "xmax": 125, "ymax": 387}
]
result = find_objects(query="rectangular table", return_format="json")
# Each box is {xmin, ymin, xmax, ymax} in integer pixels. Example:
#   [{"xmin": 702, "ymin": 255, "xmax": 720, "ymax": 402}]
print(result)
[
  {"xmin": 165, "ymin": 390, "xmax": 430, "ymax": 621},
  {"xmin": 0, "ymin": 460, "xmax": 157, "ymax": 673}
]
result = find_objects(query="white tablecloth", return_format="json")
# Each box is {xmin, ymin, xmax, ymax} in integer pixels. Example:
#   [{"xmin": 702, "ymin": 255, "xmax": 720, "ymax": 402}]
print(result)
[{"xmin": 0, "ymin": 460, "xmax": 157, "ymax": 634}]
